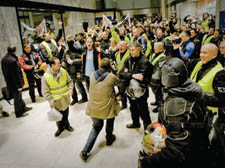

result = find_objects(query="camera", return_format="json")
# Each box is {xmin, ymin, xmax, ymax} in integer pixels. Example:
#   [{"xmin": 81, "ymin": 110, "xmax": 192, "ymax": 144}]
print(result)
[
  {"xmin": 112, "ymin": 20, "xmax": 118, "ymax": 25},
  {"xmin": 172, "ymin": 38, "xmax": 182, "ymax": 44}
]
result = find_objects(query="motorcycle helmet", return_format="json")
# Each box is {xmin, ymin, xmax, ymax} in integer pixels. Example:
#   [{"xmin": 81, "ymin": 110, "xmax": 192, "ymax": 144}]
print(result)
[
  {"xmin": 142, "ymin": 122, "xmax": 167, "ymax": 155},
  {"xmin": 161, "ymin": 57, "xmax": 188, "ymax": 88},
  {"xmin": 126, "ymin": 79, "xmax": 146, "ymax": 99}
]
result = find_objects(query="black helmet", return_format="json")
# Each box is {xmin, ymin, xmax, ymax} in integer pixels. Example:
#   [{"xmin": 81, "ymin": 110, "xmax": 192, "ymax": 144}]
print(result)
[{"xmin": 161, "ymin": 57, "xmax": 188, "ymax": 88}]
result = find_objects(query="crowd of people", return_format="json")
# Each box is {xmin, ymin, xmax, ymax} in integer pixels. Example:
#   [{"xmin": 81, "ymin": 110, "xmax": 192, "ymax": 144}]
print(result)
[{"xmin": 1, "ymin": 12, "xmax": 225, "ymax": 167}]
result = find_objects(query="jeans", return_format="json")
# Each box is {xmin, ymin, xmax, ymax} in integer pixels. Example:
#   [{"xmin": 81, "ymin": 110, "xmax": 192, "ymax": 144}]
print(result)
[{"xmin": 82, "ymin": 117, "xmax": 115, "ymax": 153}]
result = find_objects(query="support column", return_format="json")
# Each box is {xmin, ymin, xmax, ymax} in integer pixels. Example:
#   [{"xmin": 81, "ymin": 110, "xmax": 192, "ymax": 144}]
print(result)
[{"xmin": 161, "ymin": 0, "xmax": 168, "ymax": 20}]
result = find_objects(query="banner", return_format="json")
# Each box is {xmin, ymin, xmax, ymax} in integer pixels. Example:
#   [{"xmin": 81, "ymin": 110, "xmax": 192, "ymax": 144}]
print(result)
[
  {"xmin": 117, "ymin": 13, "xmax": 131, "ymax": 27},
  {"xmin": 21, "ymin": 19, "xmax": 47, "ymax": 37},
  {"xmin": 35, "ymin": 19, "xmax": 47, "ymax": 37},
  {"xmin": 102, "ymin": 14, "xmax": 112, "ymax": 28},
  {"xmin": 21, "ymin": 22, "xmax": 35, "ymax": 32}
]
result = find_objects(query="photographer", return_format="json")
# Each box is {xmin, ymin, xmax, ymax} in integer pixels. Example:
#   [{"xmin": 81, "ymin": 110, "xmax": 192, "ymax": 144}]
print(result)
[
  {"xmin": 19, "ymin": 44, "xmax": 43, "ymax": 102},
  {"xmin": 179, "ymin": 30, "xmax": 195, "ymax": 59}
]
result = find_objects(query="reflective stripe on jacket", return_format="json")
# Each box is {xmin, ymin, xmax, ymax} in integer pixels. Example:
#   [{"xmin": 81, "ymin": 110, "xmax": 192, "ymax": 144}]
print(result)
[
  {"xmin": 190, "ymin": 61, "xmax": 224, "ymax": 112},
  {"xmin": 44, "ymin": 68, "xmax": 69, "ymax": 100},
  {"xmin": 150, "ymin": 52, "xmax": 165, "ymax": 66},
  {"xmin": 116, "ymin": 50, "xmax": 130, "ymax": 73},
  {"xmin": 202, "ymin": 34, "xmax": 214, "ymax": 45},
  {"xmin": 145, "ymin": 41, "xmax": 152, "ymax": 57},
  {"xmin": 41, "ymin": 39, "xmax": 58, "ymax": 57}
]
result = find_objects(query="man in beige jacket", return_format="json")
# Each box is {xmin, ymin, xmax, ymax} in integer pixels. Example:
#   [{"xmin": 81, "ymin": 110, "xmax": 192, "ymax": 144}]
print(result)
[
  {"xmin": 42, "ymin": 57, "xmax": 74, "ymax": 137},
  {"xmin": 80, "ymin": 58, "xmax": 121, "ymax": 161}
]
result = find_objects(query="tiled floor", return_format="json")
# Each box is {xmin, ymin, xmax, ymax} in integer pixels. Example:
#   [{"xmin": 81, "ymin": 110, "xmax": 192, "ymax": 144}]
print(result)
[{"xmin": 0, "ymin": 88, "xmax": 158, "ymax": 168}]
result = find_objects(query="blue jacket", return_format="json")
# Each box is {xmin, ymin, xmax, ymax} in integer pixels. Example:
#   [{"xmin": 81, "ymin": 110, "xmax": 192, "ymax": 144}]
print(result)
[{"xmin": 179, "ymin": 40, "xmax": 195, "ymax": 59}]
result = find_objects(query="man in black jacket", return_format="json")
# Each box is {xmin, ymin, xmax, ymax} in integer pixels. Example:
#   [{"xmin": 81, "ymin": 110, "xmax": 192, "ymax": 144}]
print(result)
[
  {"xmin": 1, "ymin": 45, "xmax": 32, "ymax": 118},
  {"xmin": 19, "ymin": 44, "xmax": 43, "ymax": 103},
  {"xmin": 65, "ymin": 35, "xmax": 88, "ymax": 105},
  {"xmin": 120, "ymin": 42, "xmax": 153, "ymax": 129}
]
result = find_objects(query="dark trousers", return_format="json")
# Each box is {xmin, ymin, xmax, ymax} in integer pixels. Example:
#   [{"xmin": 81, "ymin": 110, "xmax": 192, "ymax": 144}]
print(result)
[
  {"xmin": 118, "ymin": 85, "xmax": 127, "ymax": 107},
  {"xmin": 128, "ymin": 96, "xmax": 151, "ymax": 129},
  {"xmin": 56, "ymin": 108, "xmax": 70, "ymax": 130},
  {"xmin": 72, "ymin": 79, "xmax": 88, "ymax": 101},
  {"xmin": 82, "ymin": 117, "xmax": 115, "ymax": 153},
  {"xmin": 25, "ymin": 71, "xmax": 42, "ymax": 101},
  {"xmin": 150, "ymin": 84, "xmax": 163, "ymax": 107},
  {"xmin": 84, "ymin": 76, "xmax": 90, "ymax": 91},
  {"xmin": 13, "ymin": 91, "xmax": 26, "ymax": 117}
]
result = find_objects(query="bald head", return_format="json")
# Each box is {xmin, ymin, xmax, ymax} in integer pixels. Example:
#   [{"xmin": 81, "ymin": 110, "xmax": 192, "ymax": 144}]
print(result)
[
  {"xmin": 119, "ymin": 41, "xmax": 127, "ymax": 53},
  {"xmin": 154, "ymin": 42, "xmax": 164, "ymax": 53},
  {"xmin": 200, "ymin": 43, "xmax": 218, "ymax": 64}
]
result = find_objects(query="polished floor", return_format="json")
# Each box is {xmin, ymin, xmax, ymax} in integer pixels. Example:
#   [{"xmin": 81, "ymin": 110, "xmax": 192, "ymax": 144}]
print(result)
[{"xmin": 0, "ymin": 88, "xmax": 158, "ymax": 168}]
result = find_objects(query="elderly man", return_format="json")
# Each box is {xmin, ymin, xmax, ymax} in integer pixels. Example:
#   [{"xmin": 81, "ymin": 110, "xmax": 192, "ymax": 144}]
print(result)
[
  {"xmin": 190, "ymin": 43, "xmax": 224, "ymax": 113},
  {"xmin": 120, "ymin": 42, "xmax": 153, "ymax": 129},
  {"xmin": 115, "ymin": 41, "xmax": 130, "ymax": 110}
]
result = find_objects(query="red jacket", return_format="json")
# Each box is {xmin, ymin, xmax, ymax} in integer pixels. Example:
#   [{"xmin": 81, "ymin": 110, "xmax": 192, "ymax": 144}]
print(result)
[{"xmin": 19, "ymin": 51, "xmax": 42, "ymax": 72}]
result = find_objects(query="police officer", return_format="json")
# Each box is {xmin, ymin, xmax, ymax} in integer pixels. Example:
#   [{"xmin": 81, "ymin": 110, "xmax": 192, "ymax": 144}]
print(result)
[
  {"xmin": 138, "ymin": 57, "xmax": 212, "ymax": 168},
  {"xmin": 119, "ymin": 42, "xmax": 153, "ymax": 129},
  {"xmin": 19, "ymin": 44, "xmax": 43, "ymax": 102}
]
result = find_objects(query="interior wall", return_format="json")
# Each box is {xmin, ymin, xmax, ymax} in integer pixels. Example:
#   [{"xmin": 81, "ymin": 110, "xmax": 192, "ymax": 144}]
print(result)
[
  {"xmin": 0, "ymin": 7, "xmax": 23, "ymax": 97},
  {"xmin": 26, "ymin": 0, "xmax": 96, "ymax": 9},
  {"xmin": 0, "ymin": 0, "xmax": 96, "ymax": 98}
]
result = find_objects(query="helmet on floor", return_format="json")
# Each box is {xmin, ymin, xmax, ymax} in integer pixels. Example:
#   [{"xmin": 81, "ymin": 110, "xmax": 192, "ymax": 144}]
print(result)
[
  {"xmin": 126, "ymin": 79, "xmax": 146, "ymax": 99},
  {"xmin": 161, "ymin": 57, "xmax": 188, "ymax": 88},
  {"xmin": 142, "ymin": 122, "xmax": 167, "ymax": 155}
]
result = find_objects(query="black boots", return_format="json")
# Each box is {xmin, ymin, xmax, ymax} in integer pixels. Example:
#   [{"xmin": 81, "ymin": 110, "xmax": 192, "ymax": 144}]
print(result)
[
  {"xmin": 80, "ymin": 151, "xmax": 89, "ymax": 161},
  {"xmin": 106, "ymin": 134, "xmax": 116, "ymax": 146},
  {"xmin": 55, "ymin": 121, "xmax": 64, "ymax": 137},
  {"xmin": 55, "ymin": 121, "xmax": 74, "ymax": 137},
  {"xmin": 126, "ymin": 123, "xmax": 141, "ymax": 129}
]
